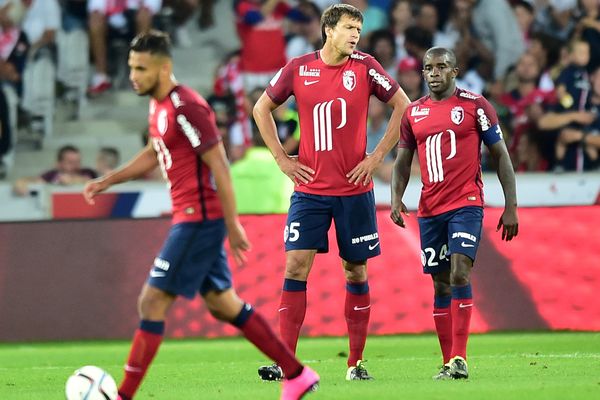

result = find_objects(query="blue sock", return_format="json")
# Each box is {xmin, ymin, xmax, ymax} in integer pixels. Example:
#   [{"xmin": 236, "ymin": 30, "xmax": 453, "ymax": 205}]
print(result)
[
  {"xmin": 283, "ymin": 278, "xmax": 307, "ymax": 292},
  {"xmin": 434, "ymin": 295, "xmax": 452, "ymax": 308},
  {"xmin": 232, "ymin": 303, "xmax": 254, "ymax": 328},
  {"xmin": 346, "ymin": 281, "xmax": 369, "ymax": 295},
  {"xmin": 451, "ymin": 284, "xmax": 473, "ymax": 300},
  {"xmin": 139, "ymin": 320, "xmax": 165, "ymax": 335}
]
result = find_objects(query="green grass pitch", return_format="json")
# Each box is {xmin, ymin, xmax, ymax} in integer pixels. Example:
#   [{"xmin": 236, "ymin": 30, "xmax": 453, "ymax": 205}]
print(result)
[{"xmin": 1, "ymin": 332, "xmax": 598, "ymax": 399}]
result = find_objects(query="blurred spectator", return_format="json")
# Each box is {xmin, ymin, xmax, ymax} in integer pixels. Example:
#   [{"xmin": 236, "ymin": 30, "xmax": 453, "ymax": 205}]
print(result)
[
  {"xmin": 366, "ymin": 97, "xmax": 394, "ymax": 182},
  {"xmin": 575, "ymin": 0, "xmax": 600, "ymax": 72},
  {"xmin": 528, "ymin": 32, "xmax": 563, "ymax": 92},
  {"xmin": 96, "ymin": 146, "xmax": 120, "ymax": 175},
  {"xmin": 500, "ymin": 51, "xmax": 555, "ymax": 171},
  {"xmin": 197, "ymin": 0, "xmax": 215, "ymax": 30},
  {"xmin": 533, "ymin": 0, "xmax": 578, "ymax": 42},
  {"xmin": 582, "ymin": 66, "xmax": 600, "ymax": 168},
  {"xmin": 13, "ymin": 144, "xmax": 97, "ymax": 195},
  {"xmin": 367, "ymin": 29, "xmax": 397, "ymax": 77},
  {"xmin": 87, "ymin": 0, "xmax": 162, "ymax": 96},
  {"xmin": 415, "ymin": 1, "xmax": 453, "ymax": 48},
  {"xmin": 0, "ymin": 0, "xmax": 29, "ymax": 94},
  {"xmin": 388, "ymin": 0, "xmax": 412, "ymax": 62},
  {"xmin": 396, "ymin": 56, "xmax": 423, "ymax": 101},
  {"xmin": 0, "ymin": 86, "xmax": 9, "ymax": 178},
  {"xmin": 231, "ymin": 130, "xmax": 294, "ymax": 214},
  {"xmin": 512, "ymin": 0, "xmax": 535, "ymax": 47},
  {"xmin": 403, "ymin": 25, "xmax": 433, "ymax": 61},
  {"xmin": 555, "ymin": 39, "xmax": 590, "ymax": 111},
  {"xmin": 62, "ymin": 0, "xmax": 88, "ymax": 32},
  {"xmin": 213, "ymin": 50, "xmax": 251, "ymax": 159},
  {"xmin": 286, "ymin": 1, "xmax": 322, "ymax": 60},
  {"xmin": 21, "ymin": 0, "xmax": 60, "ymax": 56},
  {"xmin": 162, "ymin": 0, "xmax": 198, "ymax": 48},
  {"xmin": 469, "ymin": 0, "xmax": 525, "ymax": 80},
  {"xmin": 234, "ymin": 0, "xmax": 308, "ymax": 92},
  {"xmin": 343, "ymin": 0, "xmax": 388, "ymax": 48}
]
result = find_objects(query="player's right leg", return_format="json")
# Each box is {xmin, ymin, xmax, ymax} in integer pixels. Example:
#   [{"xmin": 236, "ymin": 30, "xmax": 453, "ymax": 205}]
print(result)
[
  {"xmin": 87, "ymin": 0, "xmax": 111, "ymax": 95},
  {"xmin": 258, "ymin": 192, "xmax": 332, "ymax": 381},
  {"xmin": 118, "ymin": 284, "xmax": 176, "ymax": 400},
  {"xmin": 203, "ymin": 289, "xmax": 319, "ymax": 399}
]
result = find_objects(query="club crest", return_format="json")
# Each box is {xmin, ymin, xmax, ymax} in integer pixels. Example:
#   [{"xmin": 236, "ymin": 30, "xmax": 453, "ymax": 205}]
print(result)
[
  {"xmin": 451, "ymin": 106, "xmax": 464, "ymax": 125},
  {"xmin": 157, "ymin": 109, "xmax": 168, "ymax": 135},
  {"xmin": 343, "ymin": 70, "xmax": 356, "ymax": 91}
]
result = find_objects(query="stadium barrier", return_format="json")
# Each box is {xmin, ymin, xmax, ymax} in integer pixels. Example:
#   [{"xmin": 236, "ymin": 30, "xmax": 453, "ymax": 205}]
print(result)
[{"xmin": 0, "ymin": 206, "xmax": 598, "ymax": 342}]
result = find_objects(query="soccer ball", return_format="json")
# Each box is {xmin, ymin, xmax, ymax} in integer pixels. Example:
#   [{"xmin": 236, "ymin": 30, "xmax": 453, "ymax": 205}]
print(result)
[{"xmin": 65, "ymin": 365, "xmax": 118, "ymax": 400}]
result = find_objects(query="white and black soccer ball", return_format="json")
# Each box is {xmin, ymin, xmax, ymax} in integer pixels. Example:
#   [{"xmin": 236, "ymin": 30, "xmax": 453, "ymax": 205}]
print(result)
[{"xmin": 65, "ymin": 365, "xmax": 118, "ymax": 400}]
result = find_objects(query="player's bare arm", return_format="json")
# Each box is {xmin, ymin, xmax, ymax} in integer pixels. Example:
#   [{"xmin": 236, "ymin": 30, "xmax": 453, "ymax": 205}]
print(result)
[
  {"xmin": 201, "ymin": 142, "xmax": 251, "ymax": 265},
  {"xmin": 347, "ymin": 89, "xmax": 410, "ymax": 186},
  {"xmin": 488, "ymin": 140, "xmax": 519, "ymax": 241},
  {"xmin": 390, "ymin": 147, "xmax": 413, "ymax": 228},
  {"xmin": 253, "ymin": 92, "xmax": 314, "ymax": 184},
  {"xmin": 83, "ymin": 142, "xmax": 158, "ymax": 205}
]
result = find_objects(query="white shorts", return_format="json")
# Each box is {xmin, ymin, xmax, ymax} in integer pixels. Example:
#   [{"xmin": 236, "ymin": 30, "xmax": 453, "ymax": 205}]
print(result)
[{"xmin": 88, "ymin": 0, "xmax": 162, "ymax": 15}]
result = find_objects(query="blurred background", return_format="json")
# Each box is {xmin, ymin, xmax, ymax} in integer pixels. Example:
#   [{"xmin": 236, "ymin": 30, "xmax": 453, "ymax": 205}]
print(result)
[{"xmin": 0, "ymin": 0, "xmax": 598, "ymax": 342}]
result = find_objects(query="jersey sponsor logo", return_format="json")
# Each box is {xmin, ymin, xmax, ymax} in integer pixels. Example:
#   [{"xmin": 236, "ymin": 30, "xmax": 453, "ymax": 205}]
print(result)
[
  {"xmin": 312, "ymin": 98, "xmax": 347, "ymax": 151},
  {"xmin": 368, "ymin": 68, "xmax": 392, "ymax": 91},
  {"xmin": 177, "ymin": 114, "xmax": 201, "ymax": 148},
  {"xmin": 411, "ymin": 106, "xmax": 430, "ymax": 122},
  {"xmin": 351, "ymin": 232, "xmax": 379, "ymax": 244},
  {"xmin": 343, "ymin": 70, "xmax": 356, "ymax": 91},
  {"xmin": 350, "ymin": 53, "xmax": 367, "ymax": 60},
  {"xmin": 477, "ymin": 108, "xmax": 491, "ymax": 131},
  {"xmin": 170, "ymin": 92, "xmax": 184, "ymax": 108},
  {"xmin": 304, "ymin": 79, "xmax": 319, "ymax": 86},
  {"xmin": 451, "ymin": 106, "xmax": 464, "ymax": 125},
  {"xmin": 299, "ymin": 65, "xmax": 320, "ymax": 77},
  {"xmin": 459, "ymin": 91, "xmax": 480, "ymax": 100},
  {"xmin": 452, "ymin": 232, "xmax": 477, "ymax": 242},
  {"xmin": 425, "ymin": 129, "xmax": 456, "ymax": 183},
  {"xmin": 157, "ymin": 109, "xmax": 168, "ymax": 135},
  {"xmin": 270, "ymin": 68, "xmax": 283, "ymax": 86}
]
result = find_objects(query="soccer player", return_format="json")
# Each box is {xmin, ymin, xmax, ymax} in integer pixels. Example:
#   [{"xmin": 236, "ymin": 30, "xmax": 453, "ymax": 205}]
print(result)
[
  {"xmin": 82, "ymin": 30, "xmax": 319, "ymax": 400},
  {"xmin": 390, "ymin": 47, "xmax": 519, "ymax": 380},
  {"xmin": 253, "ymin": 4, "xmax": 410, "ymax": 381}
]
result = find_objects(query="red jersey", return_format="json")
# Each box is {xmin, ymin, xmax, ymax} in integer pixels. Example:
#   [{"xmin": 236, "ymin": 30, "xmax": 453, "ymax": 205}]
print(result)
[
  {"xmin": 148, "ymin": 85, "xmax": 223, "ymax": 224},
  {"xmin": 267, "ymin": 51, "xmax": 399, "ymax": 196},
  {"xmin": 399, "ymin": 88, "xmax": 503, "ymax": 217},
  {"xmin": 235, "ymin": 0, "xmax": 289, "ymax": 73}
]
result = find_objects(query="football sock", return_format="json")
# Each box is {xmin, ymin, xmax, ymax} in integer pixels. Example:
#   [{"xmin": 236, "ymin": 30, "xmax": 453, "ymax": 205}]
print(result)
[
  {"xmin": 433, "ymin": 295, "xmax": 452, "ymax": 364},
  {"xmin": 451, "ymin": 284, "xmax": 473, "ymax": 360},
  {"xmin": 233, "ymin": 303, "xmax": 303, "ymax": 379},
  {"xmin": 345, "ymin": 280, "xmax": 371, "ymax": 367},
  {"xmin": 118, "ymin": 320, "xmax": 164, "ymax": 399},
  {"xmin": 279, "ymin": 279, "xmax": 307, "ymax": 354}
]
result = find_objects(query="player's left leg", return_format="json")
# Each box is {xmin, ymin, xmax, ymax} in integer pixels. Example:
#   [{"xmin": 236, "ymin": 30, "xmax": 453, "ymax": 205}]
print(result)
[
  {"xmin": 203, "ymin": 289, "xmax": 319, "ymax": 397},
  {"xmin": 342, "ymin": 260, "xmax": 374, "ymax": 380},
  {"xmin": 334, "ymin": 191, "xmax": 379, "ymax": 380}
]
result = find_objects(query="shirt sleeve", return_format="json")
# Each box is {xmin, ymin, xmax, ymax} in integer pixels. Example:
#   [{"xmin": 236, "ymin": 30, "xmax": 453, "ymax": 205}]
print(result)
[
  {"xmin": 398, "ymin": 108, "xmax": 416, "ymax": 150},
  {"xmin": 176, "ymin": 102, "xmax": 222, "ymax": 154},
  {"xmin": 365, "ymin": 56, "xmax": 399, "ymax": 103},
  {"xmin": 265, "ymin": 60, "xmax": 295, "ymax": 105},
  {"xmin": 475, "ymin": 96, "xmax": 503, "ymax": 146}
]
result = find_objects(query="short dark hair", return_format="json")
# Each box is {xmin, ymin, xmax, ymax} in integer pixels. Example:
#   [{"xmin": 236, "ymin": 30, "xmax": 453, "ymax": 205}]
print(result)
[
  {"xmin": 129, "ymin": 29, "xmax": 172, "ymax": 58},
  {"xmin": 321, "ymin": 4, "xmax": 363, "ymax": 44},
  {"xmin": 57, "ymin": 145, "xmax": 80, "ymax": 162},
  {"xmin": 424, "ymin": 47, "xmax": 457, "ymax": 68},
  {"xmin": 99, "ymin": 147, "xmax": 120, "ymax": 167}
]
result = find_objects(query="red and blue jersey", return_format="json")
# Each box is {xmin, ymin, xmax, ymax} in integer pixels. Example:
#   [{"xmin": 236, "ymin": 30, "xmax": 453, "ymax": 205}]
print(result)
[
  {"xmin": 148, "ymin": 85, "xmax": 223, "ymax": 224},
  {"xmin": 267, "ymin": 50, "xmax": 399, "ymax": 196},
  {"xmin": 399, "ymin": 88, "xmax": 503, "ymax": 217}
]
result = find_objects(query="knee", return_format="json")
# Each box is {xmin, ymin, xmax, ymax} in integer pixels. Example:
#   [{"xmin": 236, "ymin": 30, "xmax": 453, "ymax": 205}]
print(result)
[
  {"xmin": 343, "ymin": 260, "xmax": 367, "ymax": 282},
  {"xmin": 450, "ymin": 263, "xmax": 472, "ymax": 286},
  {"xmin": 138, "ymin": 292, "xmax": 168, "ymax": 319},
  {"xmin": 206, "ymin": 306, "xmax": 229, "ymax": 322},
  {"xmin": 285, "ymin": 256, "xmax": 311, "ymax": 281}
]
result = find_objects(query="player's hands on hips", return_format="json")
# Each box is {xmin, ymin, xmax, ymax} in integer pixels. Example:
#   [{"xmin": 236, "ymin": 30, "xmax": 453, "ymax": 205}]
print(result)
[
  {"xmin": 497, "ymin": 207, "xmax": 518, "ymax": 241},
  {"xmin": 390, "ymin": 200, "xmax": 409, "ymax": 228},
  {"xmin": 347, "ymin": 153, "xmax": 383, "ymax": 186},
  {"xmin": 83, "ymin": 178, "xmax": 110, "ymax": 205},
  {"xmin": 278, "ymin": 155, "xmax": 314, "ymax": 185},
  {"xmin": 228, "ymin": 220, "xmax": 252, "ymax": 266}
]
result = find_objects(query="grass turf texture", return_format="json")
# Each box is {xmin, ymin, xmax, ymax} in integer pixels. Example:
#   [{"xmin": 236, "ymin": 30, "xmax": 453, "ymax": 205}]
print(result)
[{"xmin": 0, "ymin": 332, "xmax": 598, "ymax": 399}]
